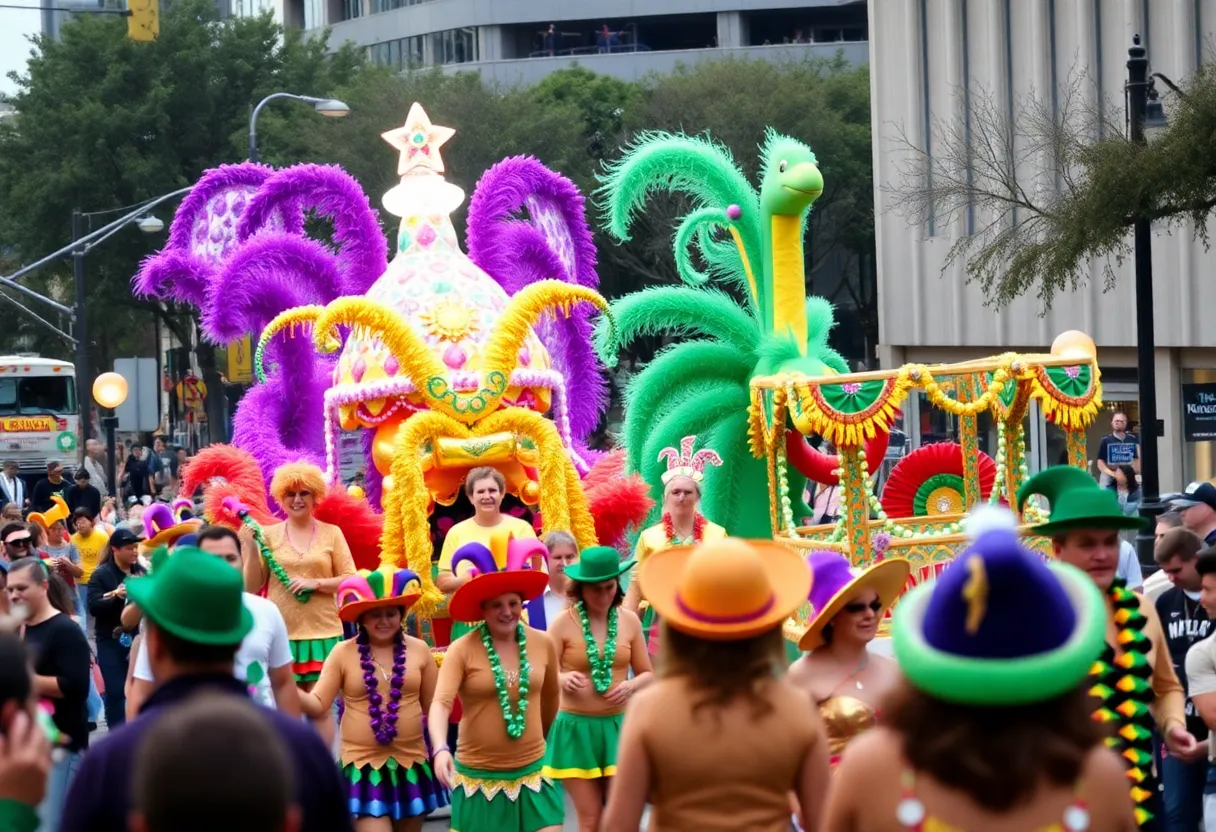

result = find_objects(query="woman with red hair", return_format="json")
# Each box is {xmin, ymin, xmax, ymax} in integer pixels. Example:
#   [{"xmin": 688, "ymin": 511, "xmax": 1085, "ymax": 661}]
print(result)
[{"xmin": 241, "ymin": 462, "xmax": 355, "ymax": 741}]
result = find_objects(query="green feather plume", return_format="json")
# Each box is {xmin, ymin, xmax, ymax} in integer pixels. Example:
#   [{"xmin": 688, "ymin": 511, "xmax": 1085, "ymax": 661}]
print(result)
[{"xmin": 592, "ymin": 286, "xmax": 758, "ymax": 367}]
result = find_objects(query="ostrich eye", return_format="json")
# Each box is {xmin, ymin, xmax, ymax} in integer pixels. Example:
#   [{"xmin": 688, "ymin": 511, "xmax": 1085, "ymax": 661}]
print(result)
[{"xmin": 778, "ymin": 160, "xmax": 788, "ymax": 173}]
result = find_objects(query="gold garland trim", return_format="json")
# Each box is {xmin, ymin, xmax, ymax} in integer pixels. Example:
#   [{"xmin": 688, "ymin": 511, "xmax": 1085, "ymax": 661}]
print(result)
[
  {"xmin": 452, "ymin": 769, "xmax": 549, "ymax": 801},
  {"xmin": 1030, "ymin": 368, "xmax": 1103, "ymax": 430}
]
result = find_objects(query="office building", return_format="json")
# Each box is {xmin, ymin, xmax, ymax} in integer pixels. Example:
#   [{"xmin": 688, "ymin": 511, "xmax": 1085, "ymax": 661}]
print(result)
[{"xmin": 870, "ymin": 0, "xmax": 1216, "ymax": 488}]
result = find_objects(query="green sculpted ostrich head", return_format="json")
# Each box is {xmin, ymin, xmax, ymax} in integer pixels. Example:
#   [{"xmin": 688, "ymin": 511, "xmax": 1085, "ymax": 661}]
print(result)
[{"xmin": 759, "ymin": 132, "xmax": 823, "ymax": 217}]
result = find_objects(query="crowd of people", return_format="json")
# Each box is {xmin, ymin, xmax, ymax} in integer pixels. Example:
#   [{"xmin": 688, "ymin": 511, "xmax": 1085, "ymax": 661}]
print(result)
[{"xmin": 1, "ymin": 424, "xmax": 1216, "ymax": 832}]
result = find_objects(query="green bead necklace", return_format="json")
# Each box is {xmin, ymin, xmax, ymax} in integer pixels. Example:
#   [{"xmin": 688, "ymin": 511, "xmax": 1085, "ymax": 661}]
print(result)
[
  {"xmin": 478, "ymin": 621, "xmax": 531, "ymax": 740},
  {"xmin": 576, "ymin": 602, "xmax": 618, "ymax": 694}
]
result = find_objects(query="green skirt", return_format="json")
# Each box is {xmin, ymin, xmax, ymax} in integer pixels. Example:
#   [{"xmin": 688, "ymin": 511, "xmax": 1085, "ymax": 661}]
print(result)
[
  {"xmin": 451, "ymin": 758, "xmax": 564, "ymax": 832},
  {"xmin": 289, "ymin": 635, "xmax": 342, "ymax": 684},
  {"xmin": 542, "ymin": 711, "xmax": 623, "ymax": 780}
]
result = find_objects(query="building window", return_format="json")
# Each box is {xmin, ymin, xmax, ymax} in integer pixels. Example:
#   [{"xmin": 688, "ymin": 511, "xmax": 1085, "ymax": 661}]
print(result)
[
  {"xmin": 302, "ymin": 0, "xmax": 322, "ymax": 30},
  {"xmin": 369, "ymin": 0, "xmax": 401, "ymax": 13},
  {"xmin": 341, "ymin": 0, "xmax": 362, "ymax": 20},
  {"xmin": 368, "ymin": 35, "xmax": 423, "ymax": 70},
  {"xmin": 429, "ymin": 27, "xmax": 478, "ymax": 65}
]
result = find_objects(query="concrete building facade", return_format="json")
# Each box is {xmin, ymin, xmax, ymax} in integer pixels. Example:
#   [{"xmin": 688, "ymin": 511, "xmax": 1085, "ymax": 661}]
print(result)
[
  {"xmin": 312, "ymin": 0, "xmax": 867, "ymax": 85},
  {"xmin": 869, "ymin": 0, "xmax": 1216, "ymax": 490}
]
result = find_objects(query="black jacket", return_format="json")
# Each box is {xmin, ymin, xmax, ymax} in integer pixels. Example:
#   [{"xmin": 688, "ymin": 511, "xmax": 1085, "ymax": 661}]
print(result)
[{"xmin": 87, "ymin": 560, "xmax": 143, "ymax": 641}]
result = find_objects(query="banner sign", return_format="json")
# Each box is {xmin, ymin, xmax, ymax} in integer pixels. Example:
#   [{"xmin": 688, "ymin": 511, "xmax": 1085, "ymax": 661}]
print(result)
[
  {"xmin": 0, "ymin": 416, "xmax": 57, "ymax": 432},
  {"xmin": 1183, "ymin": 383, "xmax": 1216, "ymax": 441}
]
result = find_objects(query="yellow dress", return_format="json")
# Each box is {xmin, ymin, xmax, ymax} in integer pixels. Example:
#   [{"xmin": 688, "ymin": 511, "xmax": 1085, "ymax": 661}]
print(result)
[{"xmin": 632, "ymin": 519, "xmax": 727, "ymax": 654}]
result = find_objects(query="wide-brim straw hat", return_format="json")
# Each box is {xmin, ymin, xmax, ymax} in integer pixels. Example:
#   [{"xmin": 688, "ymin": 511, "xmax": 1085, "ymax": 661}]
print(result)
[
  {"xmin": 798, "ymin": 553, "xmax": 911, "ymax": 651},
  {"xmin": 638, "ymin": 537, "xmax": 810, "ymax": 641}
]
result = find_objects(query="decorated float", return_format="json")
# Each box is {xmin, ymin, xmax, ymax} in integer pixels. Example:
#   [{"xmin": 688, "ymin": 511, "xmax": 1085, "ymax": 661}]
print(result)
[
  {"xmin": 753, "ymin": 329, "xmax": 1104, "ymax": 638},
  {"xmin": 138, "ymin": 103, "xmax": 651, "ymax": 656}
]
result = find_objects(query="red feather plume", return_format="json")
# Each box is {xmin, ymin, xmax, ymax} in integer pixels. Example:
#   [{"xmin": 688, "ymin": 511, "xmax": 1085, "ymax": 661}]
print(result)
[
  {"xmin": 314, "ymin": 489, "xmax": 383, "ymax": 572},
  {"xmin": 183, "ymin": 445, "xmax": 275, "ymax": 528},
  {"xmin": 583, "ymin": 451, "xmax": 654, "ymax": 548}
]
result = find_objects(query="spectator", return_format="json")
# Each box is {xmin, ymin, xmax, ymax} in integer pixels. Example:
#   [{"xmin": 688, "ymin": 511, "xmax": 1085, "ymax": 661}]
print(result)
[
  {"xmin": 543, "ymin": 23, "xmax": 562, "ymax": 55},
  {"xmin": 0, "ymin": 523, "xmax": 31, "ymax": 565},
  {"xmin": 29, "ymin": 463, "xmax": 67, "ymax": 514},
  {"xmin": 41, "ymin": 520, "xmax": 82, "ymax": 611},
  {"xmin": 87, "ymin": 529, "xmax": 145, "ymax": 729},
  {"xmin": 61, "ymin": 548, "xmax": 350, "ymax": 832},
  {"xmin": 82, "ymin": 439, "xmax": 108, "ymax": 499},
  {"xmin": 7, "ymin": 558, "xmax": 91, "ymax": 831},
  {"xmin": 70, "ymin": 510, "xmax": 109, "ymax": 625},
  {"xmin": 0, "ymin": 504, "xmax": 20, "ymax": 523},
  {"xmin": 130, "ymin": 695, "xmax": 299, "ymax": 832},
  {"xmin": 1096, "ymin": 411, "xmax": 1139, "ymax": 490},
  {"xmin": 1173, "ymin": 482, "xmax": 1216, "ymax": 547},
  {"xmin": 0, "ymin": 461, "xmax": 25, "ymax": 513},
  {"xmin": 64, "ymin": 470, "xmax": 101, "ymax": 526},
  {"xmin": 0, "ymin": 633, "xmax": 52, "ymax": 832},
  {"xmin": 124, "ymin": 446, "xmax": 152, "ymax": 505},
  {"xmin": 148, "ymin": 437, "xmax": 175, "ymax": 500}
]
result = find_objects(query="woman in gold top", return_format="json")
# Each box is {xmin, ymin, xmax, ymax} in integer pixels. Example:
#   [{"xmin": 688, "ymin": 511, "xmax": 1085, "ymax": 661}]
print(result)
[
  {"xmin": 787, "ymin": 552, "xmax": 910, "ymax": 771},
  {"xmin": 240, "ymin": 462, "xmax": 356, "ymax": 745},
  {"xmin": 602, "ymin": 537, "xmax": 829, "ymax": 832},
  {"xmin": 302, "ymin": 567, "xmax": 447, "ymax": 831},
  {"xmin": 823, "ymin": 509, "xmax": 1136, "ymax": 831},
  {"xmin": 428, "ymin": 539, "xmax": 563, "ymax": 832},
  {"xmin": 624, "ymin": 436, "xmax": 727, "ymax": 655},
  {"xmin": 542, "ymin": 546, "xmax": 652, "ymax": 832}
]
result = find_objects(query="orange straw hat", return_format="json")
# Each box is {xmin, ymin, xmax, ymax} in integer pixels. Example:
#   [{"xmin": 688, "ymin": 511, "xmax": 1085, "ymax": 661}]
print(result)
[{"xmin": 638, "ymin": 537, "xmax": 812, "ymax": 641}]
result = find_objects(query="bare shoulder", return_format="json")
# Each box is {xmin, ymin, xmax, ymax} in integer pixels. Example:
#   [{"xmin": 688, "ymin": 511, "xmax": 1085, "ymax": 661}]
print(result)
[
  {"xmin": 787, "ymin": 654, "xmax": 814, "ymax": 685},
  {"xmin": 1083, "ymin": 743, "xmax": 1136, "ymax": 786},
  {"xmin": 628, "ymin": 679, "xmax": 663, "ymax": 714},
  {"xmin": 618, "ymin": 607, "xmax": 643, "ymax": 635},
  {"xmin": 548, "ymin": 607, "xmax": 578, "ymax": 639},
  {"xmin": 527, "ymin": 626, "xmax": 558, "ymax": 655},
  {"xmin": 405, "ymin": 634, "xmax": 433, "ymax": 657},
  {"xmin": 836, "ymin": 726, "xmax": 902, "ymax": 773},
  {"xmin": 1082, "ymin": 745, "xmax": 1140, "ymax": 827}
]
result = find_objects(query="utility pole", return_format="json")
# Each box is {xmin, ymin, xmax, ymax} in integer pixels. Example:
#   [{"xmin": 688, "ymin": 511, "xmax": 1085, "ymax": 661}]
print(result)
[{"xmin": 71, "ymin": 209, "xmax": 92, "ymax": 444}]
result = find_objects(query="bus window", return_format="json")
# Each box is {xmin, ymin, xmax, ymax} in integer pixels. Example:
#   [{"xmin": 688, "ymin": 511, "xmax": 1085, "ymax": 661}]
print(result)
[{"xmin": 0, "ymin": 377, "xmax": 77, "ymax": 416}]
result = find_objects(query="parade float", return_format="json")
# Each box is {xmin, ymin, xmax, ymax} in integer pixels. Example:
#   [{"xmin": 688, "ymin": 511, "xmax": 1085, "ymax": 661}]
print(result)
[
  {"xmin": 589, "ymin": 129, "xmax": 1104, "ymax": 642},
  {"xmin": 754, "ymin": 329, "xmax": 1104, "ymax": 638},
  {"xmin": 137, "ymin": 103, "xmax": 652, "ymax": 653}
]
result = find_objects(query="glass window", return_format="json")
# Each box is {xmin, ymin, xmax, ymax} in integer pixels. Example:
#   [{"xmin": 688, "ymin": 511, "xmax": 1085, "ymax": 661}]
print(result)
[
  {"xmin": 430, "ymin": 27, "xmax": 477, "ymax": 65},
  {"xmin": 302, "ymin": 0, "xmax": 322, "ymax": 30},
  {"xmin": 0, "ymin": 376, "xmax": 77, "ymax": 416},
  {"xmin": 341, "ymin": 0, "xmax": 361, "ymax": 19}
]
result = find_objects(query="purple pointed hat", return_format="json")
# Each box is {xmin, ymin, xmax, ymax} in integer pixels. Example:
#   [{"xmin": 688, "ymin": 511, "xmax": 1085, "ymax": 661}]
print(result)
[{"xmin": 798, "ymin": 551, "xmax": 910, "ymax": 651}]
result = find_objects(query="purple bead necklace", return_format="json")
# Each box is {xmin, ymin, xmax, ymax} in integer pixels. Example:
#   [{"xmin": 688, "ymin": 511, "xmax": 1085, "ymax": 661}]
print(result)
[{"xmin": 356, "ymin": 628, "xmax": 406, "ymax": 745}]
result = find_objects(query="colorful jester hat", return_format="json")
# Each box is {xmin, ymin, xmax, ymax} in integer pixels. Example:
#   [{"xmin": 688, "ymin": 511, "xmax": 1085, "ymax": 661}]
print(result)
[
  {"xmin": 336, "ymin": 568, "xmax": 423, "ymax": 624},
  {"xmin": 1016, "ymin": 465, "xmax": 1147, "ymax": 537},
  {"xmin": 594, "ymin": 129, "xmax": 859, "ymax": 536},
  {"xmin": 659, "ymin": 435, "xmax": 723, "ymax": 490},
  {"xmin": 447, "ymin": 537, "xmax": 549, "ymax": 623},
  {"xmin": 892, "ymin": 506, "xmax": 1107, "ymax": 705},
  {"xmin": 142, "ymin": 498, "xmax": 204, "ymax": 551}
]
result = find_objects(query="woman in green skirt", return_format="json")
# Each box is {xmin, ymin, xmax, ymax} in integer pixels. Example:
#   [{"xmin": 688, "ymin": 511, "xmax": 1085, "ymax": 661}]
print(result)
[
  {"xmin": 543, "ymin": 546, "xmax": 652, "ymax": 832},
  {"xmin": 429, "ymin": 539, "xmax": 565, "ymax": 832}
]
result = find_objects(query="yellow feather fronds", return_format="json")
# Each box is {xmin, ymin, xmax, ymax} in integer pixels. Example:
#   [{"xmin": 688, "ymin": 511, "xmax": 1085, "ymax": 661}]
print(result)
[{"xmin": 483, "ymin": 280, "xmax": 612, "ymax": 378}]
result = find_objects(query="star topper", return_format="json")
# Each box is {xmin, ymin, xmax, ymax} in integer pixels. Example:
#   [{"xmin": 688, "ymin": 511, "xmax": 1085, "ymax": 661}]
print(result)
[{"xmin": 382, "ymin": 102, "xmax": 456, "ymax": 177}]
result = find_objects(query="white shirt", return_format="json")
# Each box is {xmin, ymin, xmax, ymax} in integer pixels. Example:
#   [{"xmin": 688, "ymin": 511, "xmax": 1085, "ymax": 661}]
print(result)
[
  {"xmin": 1117, "ymin": 540, "xmax": 1145, "ymax": 591},
  {"xmin": 542, "ymin": 585, "xmax": 568, "ymax": 631},
  {"xmin": 134, "ymin": 593, "xmax": 292, "ymax": 708},
  {"xmin": 0, "ymin": 474, "xmax": 23, "ymax": 507}
]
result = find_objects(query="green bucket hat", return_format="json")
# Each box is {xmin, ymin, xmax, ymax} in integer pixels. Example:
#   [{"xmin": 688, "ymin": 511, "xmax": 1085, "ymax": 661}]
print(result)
[
  {"xmin": 1016, "ymin": 465, "xmax": 1148, "ymax": 537},
  {"xmin": 126, "ymin": 546, "xmax": 254, "ymax": 646},
  {"xmin": 562, "ymin": 546, "xmax": 636, "ymax": 584}
]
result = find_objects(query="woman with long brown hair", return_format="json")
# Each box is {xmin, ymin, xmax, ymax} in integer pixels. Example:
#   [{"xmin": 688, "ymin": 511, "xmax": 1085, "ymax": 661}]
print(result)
[
  {"xmin": 823, "ymin": 511, "xmax": 1137, "ymax": 831},
  {"xmin": 601, "ymin": 537, "xmax": 827, "ymax": 832},
  {"xmin": 543, "ymin": 546, "xmax": 652, "ymax": 831}
]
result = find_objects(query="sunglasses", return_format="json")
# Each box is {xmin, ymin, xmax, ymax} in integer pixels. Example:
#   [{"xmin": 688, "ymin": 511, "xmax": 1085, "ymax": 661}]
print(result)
[
  {"xmin": 6, "ymin": 538, "xmax": 30, "ymax": 547},
  {"xmin": 283, "ymin": 491, "xmax": 312, "ymax": 500},
  {"xmin": 843, "ymin": 599, "xmax": 883, "ymax": 614}
]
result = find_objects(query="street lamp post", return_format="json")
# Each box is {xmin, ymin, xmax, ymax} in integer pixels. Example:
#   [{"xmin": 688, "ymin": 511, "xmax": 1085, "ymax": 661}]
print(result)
[
  {"xmin": 70, "ymin": 204, "xmax": 170, "ymax": 444},
  {"xmin": 92, "ymin": 372, "xmax": 127, "ymax": 503},
  {"xmin": 1126, "ymin": 34, "xmax": 1162, "ymax": 570},
  {"xmin": 248, "ymin": 92, "xmax": 350, "ymax": 163}
]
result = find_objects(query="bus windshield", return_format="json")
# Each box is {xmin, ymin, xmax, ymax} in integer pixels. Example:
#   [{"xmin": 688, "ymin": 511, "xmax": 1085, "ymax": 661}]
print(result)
[{"xmin": 0, "ymin": 376, "xmax": 78, "ymax": 416}]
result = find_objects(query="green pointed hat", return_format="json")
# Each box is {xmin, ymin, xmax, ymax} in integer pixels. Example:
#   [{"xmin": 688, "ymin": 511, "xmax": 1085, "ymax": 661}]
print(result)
[{"xmin": 1016, "ymin": 466, "xmax": 1147, "ymax": 537}]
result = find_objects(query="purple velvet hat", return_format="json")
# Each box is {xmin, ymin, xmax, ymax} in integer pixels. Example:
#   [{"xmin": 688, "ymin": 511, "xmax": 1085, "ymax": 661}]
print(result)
[
  {"xmin": 798, "ymin": 551, "xmax": 910, "ymax": 651},
  {"xmin": 891, "ymin": 506, "xmax": 1108, "ymax": 705}
]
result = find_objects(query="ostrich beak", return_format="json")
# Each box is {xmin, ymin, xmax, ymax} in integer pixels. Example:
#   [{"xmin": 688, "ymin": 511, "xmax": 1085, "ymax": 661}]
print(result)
[{"xmin": 781, "ymin": 161, "xmax": 824, "ymax": 199}]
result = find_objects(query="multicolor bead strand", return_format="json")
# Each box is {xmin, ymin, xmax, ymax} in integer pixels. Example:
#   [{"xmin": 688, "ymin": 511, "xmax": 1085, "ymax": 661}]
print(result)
[
  {"xmin": 478, "ymin": 621, "xmax": 530, "ymax": 740},
  {"xmin": 576, "ymin": 602, "xmax": 618, "ymax": 695},
  {"xmin": 356, "ymin": 628, "xmax": 407, "ymax": 746}
]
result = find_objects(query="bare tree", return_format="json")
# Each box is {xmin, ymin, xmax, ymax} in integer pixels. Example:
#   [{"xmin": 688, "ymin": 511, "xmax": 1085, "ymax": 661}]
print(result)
[{"xmin": 883, "ymin": 65, "xmax": 1216, "ymax": 309}]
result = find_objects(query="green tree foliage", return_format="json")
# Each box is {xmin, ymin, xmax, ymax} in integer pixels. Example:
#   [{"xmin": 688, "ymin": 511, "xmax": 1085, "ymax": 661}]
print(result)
[
  {"xmin": 0, "ymin": 0, "xmax": 364, "ymax": 430},
  {"xmin": 885, "ymin": 66, "xmax": 1216, "ymax": 309}
]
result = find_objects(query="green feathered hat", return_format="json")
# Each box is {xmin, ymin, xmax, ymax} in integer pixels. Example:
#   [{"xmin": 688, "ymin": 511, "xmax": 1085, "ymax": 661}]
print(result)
[{"xmin": 1016, "ymin": 466, "xmax": 1147, "ymax": 537}]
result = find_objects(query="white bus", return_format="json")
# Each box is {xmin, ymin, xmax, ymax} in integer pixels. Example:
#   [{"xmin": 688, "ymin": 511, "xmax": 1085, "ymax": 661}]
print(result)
[{"xmin": 0, "ymin": 355, "xmax": 80, "ymax": 476}]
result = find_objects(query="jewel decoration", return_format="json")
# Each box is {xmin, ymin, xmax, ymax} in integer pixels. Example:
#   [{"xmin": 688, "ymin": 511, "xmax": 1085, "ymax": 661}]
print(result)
[
  {"xmin": 576, "ymin": 601, "xmax": 618, "ymax": 695},
  {"xmin": 382, "ymin": 102, "xmax": 456, "ymax": 177},
  {"xmin": 479, "ymin": 621, "xmax": 531, "ymax": 740},
  {"xmin": 356, "ymin": 627, "xmax": 407, "ymax": 745},
  {"xmin": 658, "ymin": 435, "xmax": 723, "ymax": 486}
]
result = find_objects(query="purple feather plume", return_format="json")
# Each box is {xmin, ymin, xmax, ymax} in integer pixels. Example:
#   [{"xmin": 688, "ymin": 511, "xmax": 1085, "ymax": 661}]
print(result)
[
  {"xmin": 466, "ymin": 156, "xmax": 607, "ymax": 441},
  {"xmin": 361, "ymin": 427, "xmax": 383, "ymax": 510},
  {"xmin": 133, "ymin": 163, "xmax": 294, "ymax": 306},
  {"xmin": 231, "ymin": 358, "xmax": 329, "ymax": 489},
  {"xmin": 237, "ymin": 164, "xmax": 387, "ymax": 296},
  {"xmin": 203, "ymin": 234, "xmax": 347, "ymax": 343},
  {"xmin": 451, "ymin": 543, "xmax": 497, "ymax": 578}
]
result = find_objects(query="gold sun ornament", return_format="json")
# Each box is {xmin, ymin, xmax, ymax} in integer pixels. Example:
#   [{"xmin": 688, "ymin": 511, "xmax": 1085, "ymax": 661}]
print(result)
[{"xmin": 420, "ymin": 297, "xmax": 478, "ymax": 342}]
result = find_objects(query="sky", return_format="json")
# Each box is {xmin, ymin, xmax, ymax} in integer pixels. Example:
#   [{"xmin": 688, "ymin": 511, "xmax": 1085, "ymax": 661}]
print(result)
[{"xmin": 0, "ymin": 0, "xmax": 42, "ymax": 99}]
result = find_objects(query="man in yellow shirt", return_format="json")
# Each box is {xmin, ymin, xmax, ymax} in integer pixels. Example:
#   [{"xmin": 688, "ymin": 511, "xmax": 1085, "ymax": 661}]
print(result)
[{"xmin": 71, "ymin": 508, "xmax": 110, "ymax": 613}]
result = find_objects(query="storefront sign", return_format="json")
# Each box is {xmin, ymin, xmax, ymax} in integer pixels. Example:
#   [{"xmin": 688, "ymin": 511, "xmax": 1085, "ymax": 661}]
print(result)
[
  {"xmin": 1183, "ymin": 383, "xmax": 1216, "ymax": 441},
  {"xmin": 0, "ymin": 416, "xmax": 56, "ymax": 432}
]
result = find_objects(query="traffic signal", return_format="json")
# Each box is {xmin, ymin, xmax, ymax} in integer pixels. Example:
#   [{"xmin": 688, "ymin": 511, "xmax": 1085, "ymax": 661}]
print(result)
[{"xmin": 126, "ymin": 0, "xmax": 158, "ymax": 41}]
